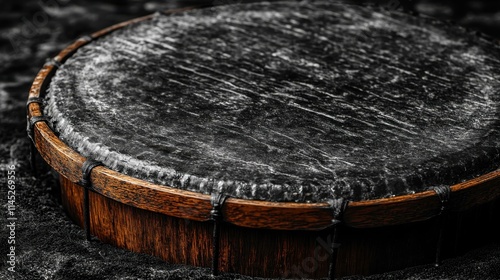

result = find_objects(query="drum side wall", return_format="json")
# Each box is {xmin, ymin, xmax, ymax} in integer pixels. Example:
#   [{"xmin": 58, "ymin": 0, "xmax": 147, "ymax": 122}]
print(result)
[
  {"xmin": 60, "ymin": 176, "xmax": 330, "ymax": 277},
  {"xmin": 60, "ymin": 176, "xmax": 212, "ymax": 267},
  {"xmin": 59, "ymin": 176, "xmax": 500, "ymax": 278}
]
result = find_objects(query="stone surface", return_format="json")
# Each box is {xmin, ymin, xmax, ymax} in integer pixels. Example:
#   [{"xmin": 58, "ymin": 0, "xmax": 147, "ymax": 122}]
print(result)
[{"xmin": 46, "ymin": 1, "xmax": 500, "ymax": 202}]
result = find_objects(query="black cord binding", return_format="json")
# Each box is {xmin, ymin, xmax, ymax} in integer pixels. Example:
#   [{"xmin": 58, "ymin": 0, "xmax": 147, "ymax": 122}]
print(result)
[
  {"xmin": 155, "ymin": 10, "xmax": 170, "ymax": 16},
  {"xmin": 80, "ymin": 159, "xmax": 103, "ymax": 241},
  {"xmin": 328, "ymin": 198, "xmax": 349, "ymax": 280},
  {"xmin": 26, "ymin": 97, "xmax": 44, "ymax": 111},
  {"xmin": 26, "ymin": 115, "xmax": 49, "ymax": 176},
  {"xmin": 78, "ymin": 35, "xmax": 93, "ymax": 43},
  {"xmin": 210, "ymin": 192, "xmax": 228, "ymax": 276},
  {"xmin": 45, "ymin": 58, "xmax": 62, "ymax": 68},
  {"xmin": 432, "ymin": 185, "xmax": 451, "ymax": 267}
]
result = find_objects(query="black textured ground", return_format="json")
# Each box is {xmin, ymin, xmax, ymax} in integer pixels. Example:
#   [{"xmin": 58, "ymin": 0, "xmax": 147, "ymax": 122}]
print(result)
[{"xmin": 1, "ymin": 0, "xmax": 500, "ymax": 279}]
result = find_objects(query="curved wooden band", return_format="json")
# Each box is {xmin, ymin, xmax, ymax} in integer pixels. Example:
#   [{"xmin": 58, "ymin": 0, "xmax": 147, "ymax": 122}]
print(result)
[{"xmin": 26, "ymin": 10, "xmax": 500, "ymax": 232}]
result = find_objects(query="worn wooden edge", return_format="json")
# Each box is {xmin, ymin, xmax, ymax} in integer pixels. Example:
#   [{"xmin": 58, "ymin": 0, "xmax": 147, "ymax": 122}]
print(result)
[
  {"xmin": 27, "ymin": 9, "xmax": 500, "ymax": 231},
  {"xmin": 344, "ymin": 172, "xmax": 500, "ymax": 227}
]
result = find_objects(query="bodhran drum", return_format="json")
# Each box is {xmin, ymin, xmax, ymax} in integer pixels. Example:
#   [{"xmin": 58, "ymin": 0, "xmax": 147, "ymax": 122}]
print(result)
[{"xmin": 27, "ymin": 1, "xmax": 500, "ymax": 279}]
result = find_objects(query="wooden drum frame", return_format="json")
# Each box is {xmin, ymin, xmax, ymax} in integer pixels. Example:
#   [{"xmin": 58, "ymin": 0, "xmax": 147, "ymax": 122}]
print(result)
[{"xmin": 27, "ymin": 8, "xmax": 500, "ymax": 279}]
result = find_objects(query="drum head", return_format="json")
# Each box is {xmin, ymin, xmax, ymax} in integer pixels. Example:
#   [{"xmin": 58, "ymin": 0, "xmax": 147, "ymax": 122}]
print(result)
[{"xmin": 45, "ymin": 1, "xmax": 500, "ymax": 203}]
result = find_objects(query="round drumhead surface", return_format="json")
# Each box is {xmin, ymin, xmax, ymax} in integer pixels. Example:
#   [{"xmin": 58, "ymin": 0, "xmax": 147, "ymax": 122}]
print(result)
[{"xmin": 45, "ymin": 1, "xmax": 500, "ymax": 202}]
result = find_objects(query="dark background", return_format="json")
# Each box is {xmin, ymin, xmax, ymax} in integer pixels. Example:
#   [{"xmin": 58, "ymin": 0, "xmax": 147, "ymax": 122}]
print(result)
[{"xmin": 1, "ymin": 0, "xmax": 500, "ymax": 279}]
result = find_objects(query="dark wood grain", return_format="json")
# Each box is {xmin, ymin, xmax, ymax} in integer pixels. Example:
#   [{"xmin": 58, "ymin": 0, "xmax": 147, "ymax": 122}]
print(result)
[
  {"xmin": 60, "ymin": 176, "xmax": 213, "ymax": 267},
  {"xmin": 58, "ymin": 175, "xmax": 500, "ymax": 278}
]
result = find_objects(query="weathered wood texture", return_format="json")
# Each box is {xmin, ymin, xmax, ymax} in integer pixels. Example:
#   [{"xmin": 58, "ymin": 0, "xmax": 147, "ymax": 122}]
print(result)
[{"xmin": 59, "ymin": 176, "xmax": 500, "ymax": 278}]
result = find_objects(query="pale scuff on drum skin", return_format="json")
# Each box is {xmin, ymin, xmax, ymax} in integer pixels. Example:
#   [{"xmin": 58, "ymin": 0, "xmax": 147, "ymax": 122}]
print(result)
[{"xmin": 45, "ymin": 1, "xmax": 500, "ymax": 202}]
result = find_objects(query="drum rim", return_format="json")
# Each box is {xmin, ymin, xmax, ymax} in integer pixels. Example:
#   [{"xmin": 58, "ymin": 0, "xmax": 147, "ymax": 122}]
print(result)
[{"xmin": 27, "ymin": 7, "xmax": 500, "ymax": 231}]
